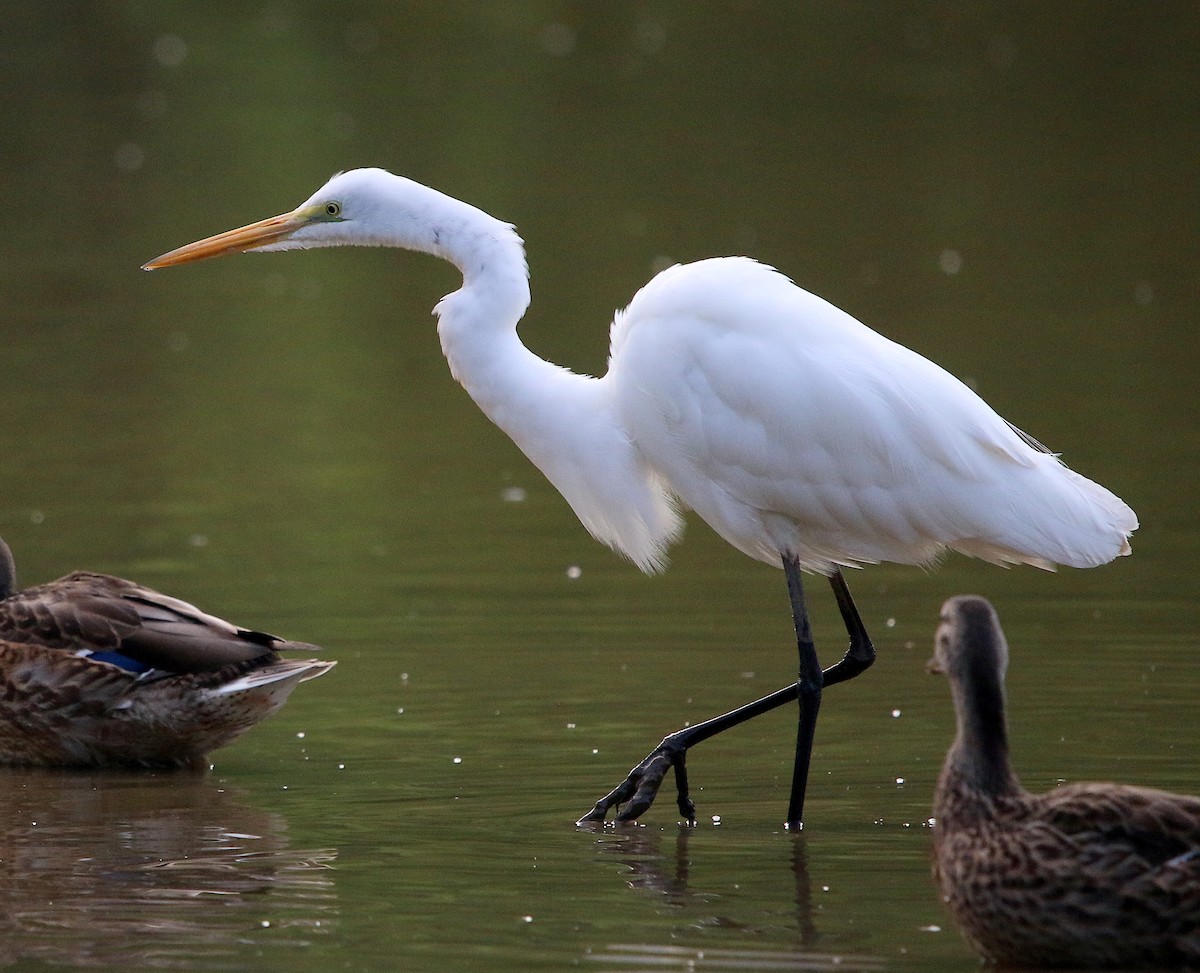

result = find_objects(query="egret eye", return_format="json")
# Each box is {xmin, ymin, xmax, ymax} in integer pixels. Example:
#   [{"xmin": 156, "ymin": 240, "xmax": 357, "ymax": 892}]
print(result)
[{"xmin": 325, "ymin": 201, "xmax": 342, "ymax": 218}]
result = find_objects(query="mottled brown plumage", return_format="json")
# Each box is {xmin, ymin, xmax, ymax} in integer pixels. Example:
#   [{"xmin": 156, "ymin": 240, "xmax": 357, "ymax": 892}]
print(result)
[
  {"xmin": 0, "ymin": 537, "xmax": 334, "ymax": 768},
  {"xmin": 930, "ymin": 595, "xmax": 1200, "ymax": 968}
]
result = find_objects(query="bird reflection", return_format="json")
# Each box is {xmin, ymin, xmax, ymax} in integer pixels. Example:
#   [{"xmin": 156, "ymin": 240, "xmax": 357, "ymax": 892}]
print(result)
[
  {"xmin": 599, "ymin": 825, "xmax": 696, "ymax": 907},
  {"xmin": 0, "ymin": 768, "xmax": 337, "ymax": 967},
  {"xmin": 585, "ymin": 828, "xmax": 881, "ymax": 970}
]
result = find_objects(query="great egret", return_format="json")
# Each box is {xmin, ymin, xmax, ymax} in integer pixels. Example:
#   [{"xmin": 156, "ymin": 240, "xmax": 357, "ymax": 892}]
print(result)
[
  {"xmin": 143, "ymin": 168, "xmax": 1137, "ymax": 828},
  {"xmin": 0, "ymin": 536, "xmax": 334, "ymax": 767},
  {"xmin": 929, "ymin": 596, "xmax": 1198, "ymax": 967}
]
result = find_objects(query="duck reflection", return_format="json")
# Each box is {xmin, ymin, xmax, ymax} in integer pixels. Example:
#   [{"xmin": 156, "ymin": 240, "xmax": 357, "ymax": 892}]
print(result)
[{"xmin": 0, "ymin": 768, "xmax": 337, "ymax": 967}]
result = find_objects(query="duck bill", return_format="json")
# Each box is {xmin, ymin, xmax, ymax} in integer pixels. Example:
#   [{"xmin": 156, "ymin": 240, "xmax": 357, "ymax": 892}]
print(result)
[{"xmin": 141, "ymin": 210, "xmax": 306, "ymax": 270}]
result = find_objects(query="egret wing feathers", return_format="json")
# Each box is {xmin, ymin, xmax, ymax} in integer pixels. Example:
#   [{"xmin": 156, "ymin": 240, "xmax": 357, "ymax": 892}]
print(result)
[{"xmin": 608, "ymin": 258, "xmax": 1136, "ymax": 573}]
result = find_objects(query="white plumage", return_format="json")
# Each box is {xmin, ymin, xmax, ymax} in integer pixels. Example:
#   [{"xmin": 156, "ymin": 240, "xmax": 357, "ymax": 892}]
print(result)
[
  {"xmin": 608, "ymin": 256, "xmax": 1134, "ymax": 573},
  {"xmin": 143, "ymin": 167, "xmax": 1137, "ymax": 826}
]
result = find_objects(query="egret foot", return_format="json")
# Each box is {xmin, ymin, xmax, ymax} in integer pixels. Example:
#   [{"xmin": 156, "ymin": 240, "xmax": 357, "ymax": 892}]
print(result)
[
  {"xmin": 576, "ymin": 733, "xmax": 696, "ymax": 825},
  {"xmin": 577, "ymin": 571, "xmax": 877, "ymax": 828}
]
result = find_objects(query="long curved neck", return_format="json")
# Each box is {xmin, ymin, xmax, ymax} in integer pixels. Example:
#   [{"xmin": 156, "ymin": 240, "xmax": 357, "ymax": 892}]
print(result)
[
  {"xmin": 422, "ymin": 190, "xmax": 588, "ymax": 476},
  {"xmin": 943, "ymin": 655, "xmax": 1021, "ymax": 799},
  {"xmin": 416, "ymin": 185, "xmax": 680, "ymax": 572},
  {"xmin": 420, "ymin": 188, "xmax": 538, "ymax": 407}
]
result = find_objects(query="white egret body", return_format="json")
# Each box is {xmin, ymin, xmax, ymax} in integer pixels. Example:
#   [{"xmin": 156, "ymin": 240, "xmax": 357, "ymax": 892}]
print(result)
[{"xmin": 144, "ymin": 168, "xmax": 1137, "ymax": 827}]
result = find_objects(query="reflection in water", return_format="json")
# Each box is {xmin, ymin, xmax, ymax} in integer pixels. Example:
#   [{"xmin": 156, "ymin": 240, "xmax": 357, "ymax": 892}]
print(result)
[
  {"xmin": 587, "ymin": 828, "xmax": 882, "ymax": 972},
  {"xmin": 590, "ymin": 944, "xmax": 885, "ymax": 972},
  {"xmin": 0, "ymin": 769, "xmax": 337, "ymax": 969}
]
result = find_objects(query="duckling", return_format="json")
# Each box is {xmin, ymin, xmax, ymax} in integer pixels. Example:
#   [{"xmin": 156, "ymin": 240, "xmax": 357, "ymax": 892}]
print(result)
[
  {"xmin": 930, "ymin": 595, "xmax": 1200, "ymax": 968},
  {"xmin": 0, "ymin": 536, "xmax": 334, "ymax": 768}
]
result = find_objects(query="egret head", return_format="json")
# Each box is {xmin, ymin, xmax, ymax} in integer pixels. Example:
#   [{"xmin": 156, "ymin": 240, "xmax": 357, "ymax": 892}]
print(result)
[{"xmin": 141, "ymin": 168, "xmax": 434, "ymax": 269}]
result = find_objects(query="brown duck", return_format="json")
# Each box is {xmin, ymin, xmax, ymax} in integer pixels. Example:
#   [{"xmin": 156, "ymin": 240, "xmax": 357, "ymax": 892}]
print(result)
[
  {"xmin": 930, "ymin": 595, "xmax": 1200, "ymax": 968},
  {"xmin": 0, "ymin": 536, "xmax": 334, "ymax": 768}
]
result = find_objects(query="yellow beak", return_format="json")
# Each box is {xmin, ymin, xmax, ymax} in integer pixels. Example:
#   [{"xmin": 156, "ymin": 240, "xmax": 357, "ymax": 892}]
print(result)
[{"xmin": 141, "ymin": 210, "xmax": 309, "ymax": 270}]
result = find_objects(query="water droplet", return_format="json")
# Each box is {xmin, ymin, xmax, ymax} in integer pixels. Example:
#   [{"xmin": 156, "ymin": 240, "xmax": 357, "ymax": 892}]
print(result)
[
  {"xmin": 113, "ymin": 142, "xmax": 144, "ymax": 173},
  {"xmin": 152, "ymin": 34, "xmax": 188, "ymax": 68},
  {"xmin": 632, "ymin": 19, "xmax": 666, "ymax": 55},
  {"xmin": 539, "ymin": 23, "xmax": 575, "ymax": 57},
  {"xmin": 938, "ymin": 249, "xmax": 963, "ymax": 275}
]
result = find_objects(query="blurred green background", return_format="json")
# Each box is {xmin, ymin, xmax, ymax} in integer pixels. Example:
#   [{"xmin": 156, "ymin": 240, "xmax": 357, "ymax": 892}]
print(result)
[{"xmin": 0, "ymin": 4, "xmax": 1196, "ymax": 971}]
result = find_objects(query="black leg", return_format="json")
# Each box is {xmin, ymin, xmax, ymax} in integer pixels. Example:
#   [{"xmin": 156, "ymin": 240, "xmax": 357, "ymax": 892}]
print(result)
[
  {"xmin": 783, "ymin": 556, "xmax": 822, "ymax": 830},
  {"xmin": 822, "ymin": 569, "xmax": 876, "ymax": 687},
  {"xmin": 784, "ymin": 566, "xmax": 877, "ymax": 828},
  {"xmin": 575, "ymin": 680, "xmax": 803, "ymax": 825},
  {"xmin": 575, "ymin": 566, "xmax": 877, "ymax": 827}
]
